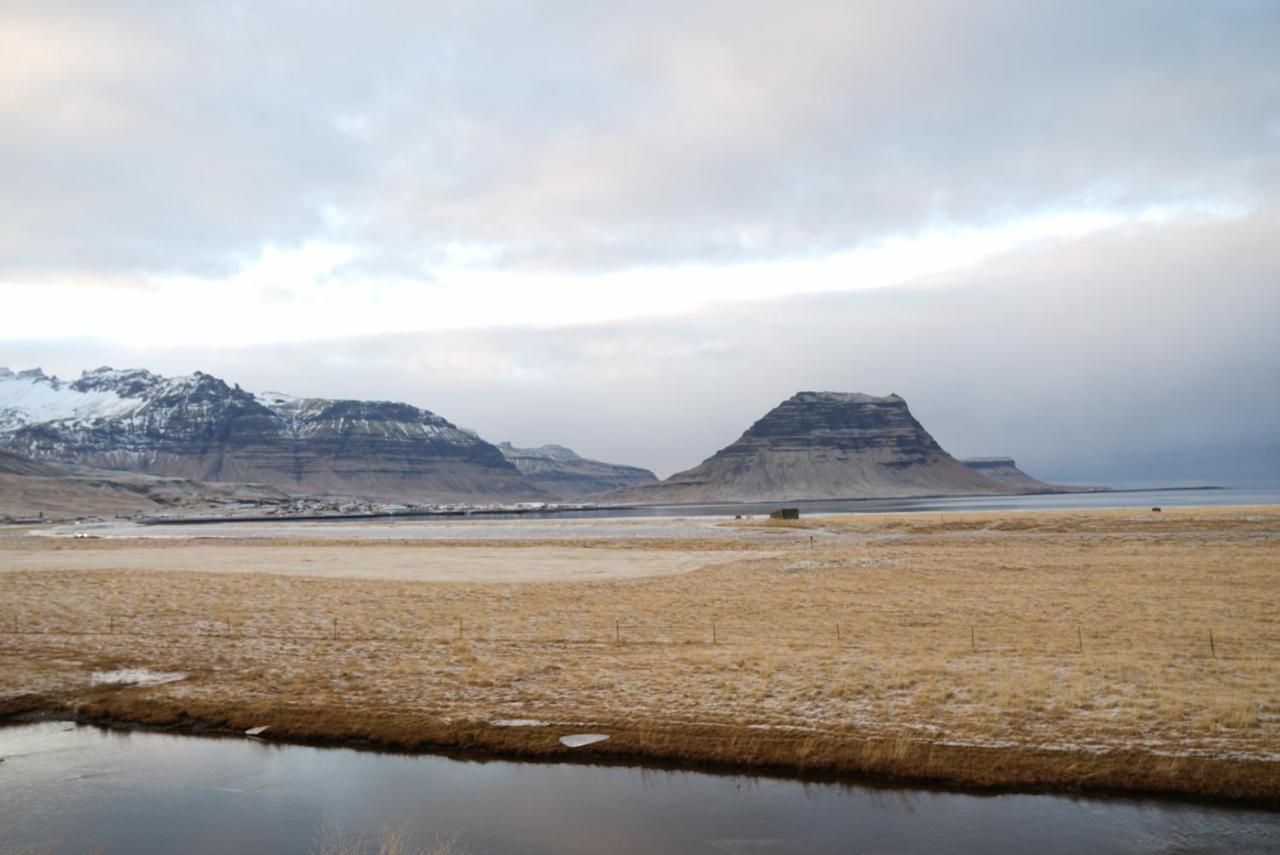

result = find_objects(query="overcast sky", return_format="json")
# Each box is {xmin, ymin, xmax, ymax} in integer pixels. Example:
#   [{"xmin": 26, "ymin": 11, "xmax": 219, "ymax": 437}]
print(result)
[{"xmin": 2, "ymin": 2, "xmax": 1277, "ymax": 485}]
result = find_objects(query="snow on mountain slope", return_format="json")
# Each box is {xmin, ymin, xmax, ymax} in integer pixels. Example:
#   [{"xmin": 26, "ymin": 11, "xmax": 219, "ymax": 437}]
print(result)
[
  {"xmin": 0, "ymin": 367, "xmax": 145, "ymax": 430},
  {"xmin": 256, "ymin": 392, "xmax": 475, "ymax": 443}
]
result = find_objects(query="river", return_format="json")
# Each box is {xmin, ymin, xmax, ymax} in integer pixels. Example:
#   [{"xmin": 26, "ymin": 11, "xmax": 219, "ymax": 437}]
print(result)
[{"xmin": 2, "ymin": 722, "xmax": 1277, "ymax": 854}]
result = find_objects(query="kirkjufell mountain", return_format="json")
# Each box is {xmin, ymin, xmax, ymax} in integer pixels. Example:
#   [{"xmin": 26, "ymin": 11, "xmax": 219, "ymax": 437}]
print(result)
[
  {"xmin": 0, "ymin": 366, "xmax": 546, "ymax": 502},
  {"xmin": 604, "ymin": 391, "xmax": 1015, "ymax": 503}
]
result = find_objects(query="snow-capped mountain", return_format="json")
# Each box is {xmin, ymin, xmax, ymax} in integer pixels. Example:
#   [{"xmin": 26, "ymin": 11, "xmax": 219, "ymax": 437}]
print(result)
[
  {"xmin": 0, "ymin": 367, "xmax": 145, "ymax": 431},
  {"xmin": 0, "ymin": 366, "xmax": 545, "ymax": 502}
]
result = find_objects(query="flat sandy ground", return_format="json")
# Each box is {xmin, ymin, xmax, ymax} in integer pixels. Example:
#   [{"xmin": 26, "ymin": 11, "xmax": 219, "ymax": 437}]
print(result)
[
  {"xmin": 0, "ymin": 542, "xmax": 765, "ymax": 582},
  {"xmin": 46, "ymin": 514, "xmax": 801, "ymax": 540},
  {"xmin": 2, "ymin": 506, "xmax": 1278, "ymax": 800}
]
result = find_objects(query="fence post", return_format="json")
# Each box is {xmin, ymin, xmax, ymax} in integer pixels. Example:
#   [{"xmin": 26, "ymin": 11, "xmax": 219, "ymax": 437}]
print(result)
[
  {"xmin": 332, "ymin": 617, "xmax": 338, "ymax": 639},
  {"xmin": 836, "ymin": 622, "xmax": 841, "ymax": 642},
  {"xmin": 713, "ymin": 621, "xmax": 717, "ymax": 645},
  {"xmin": 458, "ymin": 617, "xmax": 463, "ymax": 640},
  {"xmin": 110, "ymin": 615, "xmax": 114, "ymax": 635},
  {"xmin": 1209, "ymin": 628, "xmax": 1216, "ymax": 659},
  {"xmin": 1077, "ymin": 626, "xmax": 1083, "ymax": 654},
  {"xmin": 615, "ymin": 619, "xmax": 620, "ymax": 642},
  {"xmin": 970, "ymin": 625, "xmax": 976, "ymax": 653}
]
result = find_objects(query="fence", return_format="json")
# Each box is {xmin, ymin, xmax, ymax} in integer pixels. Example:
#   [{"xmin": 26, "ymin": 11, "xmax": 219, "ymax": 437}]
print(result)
[{"xmin": 2, "ymin": 613, "xmax": 1275, "ymax": 661}]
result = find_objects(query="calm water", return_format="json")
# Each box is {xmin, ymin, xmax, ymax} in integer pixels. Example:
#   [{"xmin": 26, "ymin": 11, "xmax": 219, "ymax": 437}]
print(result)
[
  {"xmin": 601, "ymin": 486, "xmax": 1280, "ymax": 519},
  {"xmin": 2, "ymin": 723, "xmax": 1277, "ymax": 854},
  {"xmin": 397, "ymin": 486, "xmax": 1280, "ymax": 522}
]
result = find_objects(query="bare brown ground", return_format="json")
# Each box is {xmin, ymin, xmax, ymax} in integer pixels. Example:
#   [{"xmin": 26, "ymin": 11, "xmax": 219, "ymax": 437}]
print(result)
[{"xmin": 2, "ymin": 506, "xmax": 1278, "ymax": 802}]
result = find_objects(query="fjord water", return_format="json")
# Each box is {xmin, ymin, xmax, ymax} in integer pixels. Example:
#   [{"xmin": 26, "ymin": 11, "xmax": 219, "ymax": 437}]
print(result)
[
  {"xmin": 606, "ymin": 486, "xmax": 1280, "ymax": 520},
  {"xmin": 409, "ymin": 486, "xmax": 1280, "ymax": 522},
  {"xmin": 3, "ymin": 723, "xmax": 1277, "ymax": 854},
  {"xmin": 375, "ymin": 486, "xmax": 1280, "ymax": 523}
]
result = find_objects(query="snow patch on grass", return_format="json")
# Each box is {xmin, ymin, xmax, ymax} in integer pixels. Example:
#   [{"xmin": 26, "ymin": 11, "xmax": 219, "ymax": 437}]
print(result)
[
  {"xmin": 489, "ymin": 719, "xmax": 549, "ymax": 727},
  {"xmin": 90, "ymin": 668, "xmax": 186, "ymax": 687}
]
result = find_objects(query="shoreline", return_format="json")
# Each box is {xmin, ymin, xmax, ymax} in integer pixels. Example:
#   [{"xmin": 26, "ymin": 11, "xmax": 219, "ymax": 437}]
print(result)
[
  {"xmin": 3, "ymin": 694, "xmax": 1277, "ymax": 808},
  {"xmin": 14, "ymin": 484, "xmax": 1248, "ymax": 530}
]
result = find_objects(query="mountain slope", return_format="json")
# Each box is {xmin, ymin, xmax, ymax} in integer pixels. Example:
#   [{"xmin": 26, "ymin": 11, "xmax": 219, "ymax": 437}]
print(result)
[
  {"xmin": 605, "ymin": 391, "xmax": 1007, "ymax": 503},
  {"xmin": 497, "ymin": 442, "xmax": 657, "ymax": 498},
  {"xmin": 0, "ymin": 366, "xmax": 545, "ymax": 502},
  {"xmin": 0, "ymin": 448, "xmax": 62, "ymax": 477},
  {"xmin": 0, "ymin": 449, "xmax": 290, "ymax": 520},
  {"xmin": 960, "ymin": 457, "xmax": 1055, "ymax": 492},
  {"xmin": 960, "ymin": 456, "xmax": 1104, "ymax": 494}
]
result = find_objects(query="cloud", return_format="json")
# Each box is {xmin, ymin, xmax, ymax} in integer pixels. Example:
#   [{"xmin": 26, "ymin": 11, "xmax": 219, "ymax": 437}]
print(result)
[
  {"xmin": 2, "ymin": 4, "xmax": 1274, "ymax": 489},
  {"xmin": 6, "ymin": 207, "xmax": 1277, "ymax": 486},
  {"xmin": 1, "ymin": 1, "xmax": 1276, "ymax": 278},
  {"xmin": 1, "ymin": 208, "xmax": 1203, "ymax": 347}
]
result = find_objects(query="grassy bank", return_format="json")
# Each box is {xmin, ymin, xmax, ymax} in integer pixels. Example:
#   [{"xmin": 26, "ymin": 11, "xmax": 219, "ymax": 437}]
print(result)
[
  {"xmin": 2, "ymin": 506, "xmax": 1277, "ymax": 803},
  {"xmin": 5, "ymin": 692, "xmax": 1273, "ymax": 804}
]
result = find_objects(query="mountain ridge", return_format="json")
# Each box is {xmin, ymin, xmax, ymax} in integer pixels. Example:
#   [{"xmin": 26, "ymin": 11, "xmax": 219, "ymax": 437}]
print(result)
[
  {"xmin": 497, "ymin": 442, "xmax": 657, "ymax": 498},
  {"xmin": 1, "ymin": 369, "xmax": 1092, "ymax": 507}
]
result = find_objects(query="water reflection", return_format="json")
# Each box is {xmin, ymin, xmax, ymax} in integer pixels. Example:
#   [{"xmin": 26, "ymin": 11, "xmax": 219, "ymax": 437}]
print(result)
[{"xmin": 2, "ymin": 722, "xmax": 1277, "ymax": 854}]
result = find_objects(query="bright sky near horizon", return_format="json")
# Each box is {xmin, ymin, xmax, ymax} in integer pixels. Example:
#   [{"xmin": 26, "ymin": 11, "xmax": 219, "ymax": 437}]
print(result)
[
  {"xmin": 2, "ymin": 206, "xmax": 1224, "ymax": 346},
  {"xmin": 1, "ymin": 1, "xmax": 1277, "ymax": 484}
]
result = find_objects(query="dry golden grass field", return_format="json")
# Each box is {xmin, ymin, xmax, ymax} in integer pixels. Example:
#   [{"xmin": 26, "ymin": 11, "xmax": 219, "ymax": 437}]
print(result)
[{"xmin": 1, "ymin": 506, "xmax": 1277, "ymax": 801}]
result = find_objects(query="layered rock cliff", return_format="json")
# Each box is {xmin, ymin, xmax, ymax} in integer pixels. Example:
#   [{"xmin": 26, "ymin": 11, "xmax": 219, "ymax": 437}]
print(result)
[
  {"xmin": 0, "ymin": 366, "xmax": 545, "ymax": 502},
  {"xmin": 497, "ymin": 442, "xmax": 657, "ymax": 498},
  {"xmin": 605, "ymin": 391, "xmax": 1007, "ymax": 503}
]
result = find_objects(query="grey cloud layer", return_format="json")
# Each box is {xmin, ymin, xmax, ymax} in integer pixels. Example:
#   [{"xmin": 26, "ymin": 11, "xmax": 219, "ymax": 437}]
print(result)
[
  {"xmin": 9, "ymin": 210, "xmax": 1277, "ymax": 486},
  {"xmin": 2, "ymin": 1, "xmax": 1277, "ymax": 276}
]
